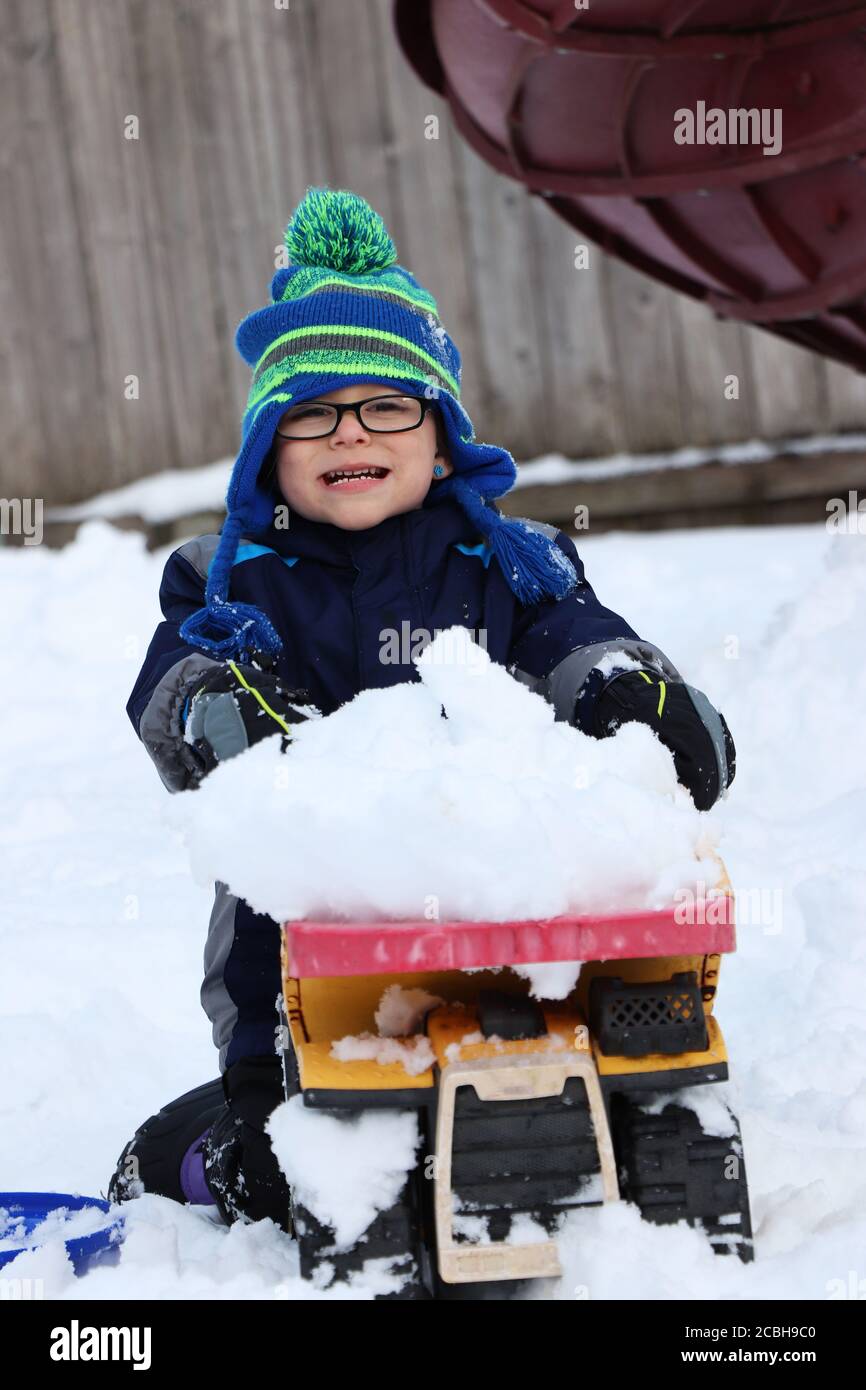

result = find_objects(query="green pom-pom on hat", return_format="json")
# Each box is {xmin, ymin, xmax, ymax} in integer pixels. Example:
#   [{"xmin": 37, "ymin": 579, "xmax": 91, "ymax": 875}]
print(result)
[{"xmin": 284, "ymin": 187, "xmax": 397, "ymax": 275}]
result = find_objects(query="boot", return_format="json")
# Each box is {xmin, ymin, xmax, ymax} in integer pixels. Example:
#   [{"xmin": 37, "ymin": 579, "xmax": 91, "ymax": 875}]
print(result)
[
  {"xmin": 107, "ymin": 1077, "xmax": 226, "ymax": 1208},
  {"xmin": 203, "ymin": 1055, "xmax": 292, "ymax": 1232}
]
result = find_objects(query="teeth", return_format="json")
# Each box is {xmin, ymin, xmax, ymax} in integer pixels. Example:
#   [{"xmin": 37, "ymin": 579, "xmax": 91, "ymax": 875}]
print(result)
[{"xmin": 325, "ymin": 468, "xmax": 387, "ymax": 484}]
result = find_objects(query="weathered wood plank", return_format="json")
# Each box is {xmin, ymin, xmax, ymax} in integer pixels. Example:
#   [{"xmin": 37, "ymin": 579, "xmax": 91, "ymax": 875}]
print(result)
[
  {"xmin": 301, "ymin": 0, "xmax": 397, "ymax": 226},
  {"xmin": 0, "ymin": 0, "xmax": 110, "ymax": 498},
  {"xmin": 452, "ymin": 143, "xmax": 553, "ymax": 456},
  {"xmin": 49, "ymin": 0, "xmax": 174, "ymax": 489},
  {"xmin": 668, "ymin": 297, "xmax": 757, "ymax": 445},
  {"xmin": 742, "ymin": 325, "xmax": 829, "ymax": 440},
  {"xmin": 171, "ymin": 0, "xmax": 326, "ymax": 443},
  {"xmin": 119, "ymin": 0, "xmax": 233, "ymax": 470},
  {"xmin": 375, "ymin": 7, "xmax": 490, "ymax": 432},
  {"xmin": 526, "ymin": 196, "xmax": 624, "ymax": 458},
  {"xmin": 598, "ymin": 255, "xmax": 687, "ymax": 452},
  {"xmin": 823, "ymin": 354, "xmax": 866, "ymax": 429}
]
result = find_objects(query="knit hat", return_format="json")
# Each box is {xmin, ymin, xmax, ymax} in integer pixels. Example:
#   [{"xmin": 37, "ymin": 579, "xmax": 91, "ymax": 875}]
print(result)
[{"xmin": 179, "ymin": 187, "xmax": 577, "ymax": 660}]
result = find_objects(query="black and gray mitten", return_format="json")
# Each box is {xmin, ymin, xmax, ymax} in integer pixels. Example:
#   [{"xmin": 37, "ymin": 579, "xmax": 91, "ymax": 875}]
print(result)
[
  {"xmin": 595, "ymin": 670, "xmax": 735, "ymax": 812},
  {"xmin": 182, "ymin": 659, "xmax": 312, "ymax": 785}
]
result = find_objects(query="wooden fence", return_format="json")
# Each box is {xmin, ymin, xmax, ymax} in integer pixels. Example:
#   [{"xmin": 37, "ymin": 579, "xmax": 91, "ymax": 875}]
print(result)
[{"xmin": 4, "ymin": 0, "xmax": 866, "ymax": 509}]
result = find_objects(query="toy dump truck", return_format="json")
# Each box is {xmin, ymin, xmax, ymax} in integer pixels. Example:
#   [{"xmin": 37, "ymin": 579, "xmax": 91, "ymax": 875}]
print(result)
[{"xmin": 277, "ymin": 865, "xmax": 752, "ymax": 1299}]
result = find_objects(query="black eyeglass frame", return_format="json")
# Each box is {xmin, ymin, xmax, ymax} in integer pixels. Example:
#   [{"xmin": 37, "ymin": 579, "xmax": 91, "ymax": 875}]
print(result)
[{"xmin": 273, "ymin": 393, "xmax": 433, "ymax": 440}]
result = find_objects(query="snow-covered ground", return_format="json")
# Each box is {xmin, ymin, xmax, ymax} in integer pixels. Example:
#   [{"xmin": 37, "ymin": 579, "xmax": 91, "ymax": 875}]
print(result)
[{"xmin": 1, "ymin": 514, "xmax": 864, "ymax": 1300}]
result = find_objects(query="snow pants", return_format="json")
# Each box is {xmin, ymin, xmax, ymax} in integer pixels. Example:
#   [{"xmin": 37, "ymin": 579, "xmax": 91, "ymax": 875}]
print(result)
[{"xmin": 201, "ymin": 882, "xmax": 284, "ymax": 1073}]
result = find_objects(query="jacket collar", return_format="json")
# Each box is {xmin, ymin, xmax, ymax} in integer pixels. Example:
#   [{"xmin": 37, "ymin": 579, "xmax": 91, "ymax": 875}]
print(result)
[{"xmin": 247, "ymin": 493, "xmax": 480, "ymax": 575}]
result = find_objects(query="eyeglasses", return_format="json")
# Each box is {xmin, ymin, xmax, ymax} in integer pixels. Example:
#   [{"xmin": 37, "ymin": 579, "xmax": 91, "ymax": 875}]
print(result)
[{"xmin": 274, "ymin": 394, "xmax": 431, "ymax": 440}]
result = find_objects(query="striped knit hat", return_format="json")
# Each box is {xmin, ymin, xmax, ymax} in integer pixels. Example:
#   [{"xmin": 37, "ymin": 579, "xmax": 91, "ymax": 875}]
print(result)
[{"xmin": 180, "ymin": 187, "xmax": 577, "ymax": 660}]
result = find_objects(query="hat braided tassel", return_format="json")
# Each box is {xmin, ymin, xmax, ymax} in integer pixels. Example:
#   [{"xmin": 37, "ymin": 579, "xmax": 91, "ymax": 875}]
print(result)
[
  {"xmin": 178, "ymin": 514, "xmax": 284, "ymax": 661},
  {"xmin": 449, "ymin": 478, "xmax": 578, "ymax": 605}
]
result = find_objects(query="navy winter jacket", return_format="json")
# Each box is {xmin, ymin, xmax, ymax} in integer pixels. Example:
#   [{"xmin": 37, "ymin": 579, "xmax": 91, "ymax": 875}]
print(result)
[{"xmin": 127, "ymin": 494, "xmax": 680, "ymax": 1070}]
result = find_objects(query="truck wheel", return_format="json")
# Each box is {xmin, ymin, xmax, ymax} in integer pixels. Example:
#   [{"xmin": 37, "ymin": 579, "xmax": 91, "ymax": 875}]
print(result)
[
  {"xmin": 276, "ymin": 999, "xmax": 430, "ymax": 1298},
  {"xmin": 292, "ymin": 1163, "xmax": 431, "ymax": 1300},
  {"xmin": 611, "ymin": 1091, "xmax": 754, "ymax": 1262}
]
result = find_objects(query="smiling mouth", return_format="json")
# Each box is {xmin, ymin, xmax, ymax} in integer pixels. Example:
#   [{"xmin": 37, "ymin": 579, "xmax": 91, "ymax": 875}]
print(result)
[{"xmin": 321, "ymin": 466, "xmax": 391, "ymax": 487}]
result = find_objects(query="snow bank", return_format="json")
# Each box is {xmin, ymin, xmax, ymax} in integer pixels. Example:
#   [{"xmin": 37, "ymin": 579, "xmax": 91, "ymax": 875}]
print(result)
[
  {"xmin": 45, "ymin": 460, "xmax": 232, "ymax": 524},
  {"xmin": 171, "ymin": 627, "xmax": 717, "ymax": 927},
  {"xmin": 512, "ymin": 430, "xmax": 866, "ymax": 487}
]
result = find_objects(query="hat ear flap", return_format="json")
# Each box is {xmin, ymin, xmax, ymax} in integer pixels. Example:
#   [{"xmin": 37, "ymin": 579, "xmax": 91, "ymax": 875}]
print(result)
[
  {"xmin": 432, "ymin": 409, "xmax": 450, "ymax": 460},
  {"xmin": 258, "ymin": 440, "xmax": 279, "ymax": 497}
]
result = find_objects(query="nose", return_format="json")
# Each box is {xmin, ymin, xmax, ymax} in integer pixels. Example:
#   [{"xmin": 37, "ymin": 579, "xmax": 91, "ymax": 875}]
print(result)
[{"xmin": 330, "ymin": 405, "xmax": 370, "ymax": 446}]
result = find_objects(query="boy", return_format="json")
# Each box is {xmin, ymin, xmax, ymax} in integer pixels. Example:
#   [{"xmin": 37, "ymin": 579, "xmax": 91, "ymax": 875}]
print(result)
[{"xmin": 109, "ymin": 188, "xmax": 734, "ymax": 1229}]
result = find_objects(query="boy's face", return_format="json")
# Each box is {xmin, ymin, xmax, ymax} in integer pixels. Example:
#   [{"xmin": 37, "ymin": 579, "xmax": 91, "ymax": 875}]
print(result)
[{"xmin": 272, "ymin": 383, "xmax": 453, "ymax": 530}]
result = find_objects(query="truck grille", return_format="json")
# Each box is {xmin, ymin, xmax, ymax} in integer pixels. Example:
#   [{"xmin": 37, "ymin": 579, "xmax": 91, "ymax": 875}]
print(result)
[
  {"xmin": 450, "ymin": 1076, "xmax": 602, "ymax": 1239},
  {"xmin": 590, "ymin": 972, "xmax": 708, "ymax": 1057}
]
